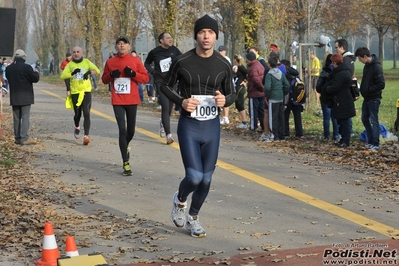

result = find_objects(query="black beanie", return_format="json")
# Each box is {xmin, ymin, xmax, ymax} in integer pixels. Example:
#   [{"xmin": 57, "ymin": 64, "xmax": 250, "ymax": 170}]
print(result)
[
  {"xmin": 194, "ymin": 15, "xmax": 219, "ymax": 40},
  {"xmin": 246, "ymin": 52, "xmax": 256, "ymax": 61}
]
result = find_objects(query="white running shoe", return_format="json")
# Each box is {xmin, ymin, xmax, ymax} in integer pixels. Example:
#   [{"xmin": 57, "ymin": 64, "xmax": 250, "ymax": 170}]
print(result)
[
  {"xmin": 159, "ymin": 119, "xmax": 166, "ymax": 138},
  {"xmin": 171, "ymin": 192, "xmax": 187, "ymax": 228},
  {"xmin": 166, "ymin": 134, "xmax": 174, "ymax": 145},
  {"xmin": 220, "ymin": 117, "xmax": 230, "ymax": 125},
  {"xmin": 185, "ymin": 215, "xmax": 206, "ymax": 238},
  {"xmin": 236, "ymin": 122, "xmax": 248, "ymax": 129},
  {"xmin": 74, "ymin": 127, "xmax": 80, "ymax": 139}
]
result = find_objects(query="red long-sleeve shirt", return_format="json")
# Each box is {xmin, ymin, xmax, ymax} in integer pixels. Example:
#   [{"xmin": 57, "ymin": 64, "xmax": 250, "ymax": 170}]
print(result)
[{"xmin": 102, "ymin": 54, "xmax": 149, "ymax": 105}]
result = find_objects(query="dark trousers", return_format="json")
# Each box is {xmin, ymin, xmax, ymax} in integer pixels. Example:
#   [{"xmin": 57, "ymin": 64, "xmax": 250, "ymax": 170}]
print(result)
[
  {"xmin": 269, "ymin": 102, "xmax": 285, "ymax": 140},
  {"xmin": 155, "ymin": 82, "xmax": 174, "ymax": 135},
  {"xmin": 113, "ymin": 105, "xmax": 137, "ymax": 162},
  {"xmin": 71, "ymin": 92, "xmax": 92, "ymax": 136},
  {"xmin": 284, "ymin": 102, "xmax": 303, "ymax": 137},
  {"xmin": 249, "ymin": 97, "xmax": 264, "ymax": 131},
  {"xmin": 12, "ymin": 105, "xmax": 31, "ymax": 141}
]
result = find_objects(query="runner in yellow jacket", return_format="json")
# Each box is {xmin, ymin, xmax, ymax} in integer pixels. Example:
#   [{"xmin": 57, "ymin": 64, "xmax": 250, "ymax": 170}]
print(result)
[{"xmin": 61, "ymin": 46, "xmax": 100, "ymax": 145}]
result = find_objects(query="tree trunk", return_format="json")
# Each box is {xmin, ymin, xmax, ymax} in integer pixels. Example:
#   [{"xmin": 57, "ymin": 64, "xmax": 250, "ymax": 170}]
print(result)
[{"xmin": 378, "ymin": 30, "xmax": 384, "ymax": 69}]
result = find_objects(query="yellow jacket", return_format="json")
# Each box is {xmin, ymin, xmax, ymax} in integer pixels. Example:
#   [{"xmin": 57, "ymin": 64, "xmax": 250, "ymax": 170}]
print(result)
[{"xmin": 61, "ymin": 58, "xmax": 100, "ymax": 106}]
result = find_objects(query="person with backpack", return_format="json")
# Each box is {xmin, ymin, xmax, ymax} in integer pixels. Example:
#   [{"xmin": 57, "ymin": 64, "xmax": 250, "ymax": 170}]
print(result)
[
  {"xmin": 281, "ymin": 59, "xmax": 304, "ymax": 138},
  {"xmin": 316, "ymin": 52, "xmax": 339, "ymax": 141}
]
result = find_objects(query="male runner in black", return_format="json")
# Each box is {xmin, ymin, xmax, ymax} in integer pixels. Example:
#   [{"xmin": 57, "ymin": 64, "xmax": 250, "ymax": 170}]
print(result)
[
  {"xmin": 145, "ymin": 32, "xmax": 182, "ymax": 144},
  {"xmin": 162, "ymin": 15, "xmax": 235, "ymax": 237}
]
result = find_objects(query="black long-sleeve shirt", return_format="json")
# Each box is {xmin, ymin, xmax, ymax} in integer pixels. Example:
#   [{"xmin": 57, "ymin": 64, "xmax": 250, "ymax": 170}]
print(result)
[
  {"xmin": 161, "ymin": 48, "xmax": 236, "ymax": 117},
  {"xmin": 144, "ymin": 45, "xmax": 182, "ymax": 83}
]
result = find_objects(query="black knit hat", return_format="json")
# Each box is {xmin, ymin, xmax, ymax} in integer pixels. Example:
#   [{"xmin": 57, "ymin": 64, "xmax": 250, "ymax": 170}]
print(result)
[
  {"xmin": 194, "ymin": 15, "xmax": 219, "ymax": 40},
  {"xmin": 246, "ymin": 52, "xmax": 256, "ymax": 61}
]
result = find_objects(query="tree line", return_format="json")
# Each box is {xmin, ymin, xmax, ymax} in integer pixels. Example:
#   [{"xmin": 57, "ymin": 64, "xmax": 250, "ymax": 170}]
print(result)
[{"xmin": 1, "ymin": 0, "xmax": 399, "ymax": 73}]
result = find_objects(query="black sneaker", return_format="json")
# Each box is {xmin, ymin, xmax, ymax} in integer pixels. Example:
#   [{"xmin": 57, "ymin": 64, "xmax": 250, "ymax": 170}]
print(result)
[
  {"xmin": 122, "ymin": 162, "xmax": 132, "ymax": 176},
  {"xmin": 74, "ymin": 127, "xmax": 80, "ymax": 139}
]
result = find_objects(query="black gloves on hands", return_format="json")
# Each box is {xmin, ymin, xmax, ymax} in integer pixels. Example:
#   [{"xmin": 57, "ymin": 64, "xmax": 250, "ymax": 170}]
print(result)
[
  {"xmin": 71, "ymin": 68, "xmax": 81, "ymax": 76},
  {"xmin": 110, "ymin": 69, "xmax": 121, "ymax": 78},
  {"xmin": 83, "ymin": 70, "xmax": 91, "ymax": 80},
  {"xmin": 124, "ymin": 66, "xmax": 136, "ymax": 77}
]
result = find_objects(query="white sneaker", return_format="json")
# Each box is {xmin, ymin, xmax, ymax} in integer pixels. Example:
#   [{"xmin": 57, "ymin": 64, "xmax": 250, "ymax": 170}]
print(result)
[
  {"xmin": 258, "ymin": 133, "xmax": 273, "ymax": 142},
  {"xmin": 220, "ymin": 117, "xmax": 230, "ymax": 125},
  {"xmin": 236, "ymin": 122, "xmax": 248, "ymax": 129},
  {"xmin": 171, "ymin": 192, "xmax": 187, "ymax": 228},
  {"xmin": 166, "ymin": 134, "xmax": 174, "ymax": 145},
  {"xmin": 74, "ymin": 127, "xmax": 80, "ymax": 139},
  {"xmin": 185, "ymin": 215, "xmax": 206, "ymax": 238},
  {"xmin": 159, "ymin": 119, "xmax": 166, "ymax": 138}
]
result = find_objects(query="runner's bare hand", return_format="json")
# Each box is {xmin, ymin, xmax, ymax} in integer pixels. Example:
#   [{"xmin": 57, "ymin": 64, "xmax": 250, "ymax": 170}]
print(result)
[
  {"xmin": 214, "ymin": 90, "xmax": 226, "ymax": 107},
  {"xmin": 182, "ymin": 98, "xmax": 200, "ymax": 113}
]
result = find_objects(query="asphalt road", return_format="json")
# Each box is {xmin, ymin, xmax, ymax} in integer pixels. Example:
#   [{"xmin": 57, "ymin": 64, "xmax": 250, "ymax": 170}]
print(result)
[{"xmin": 2, "ymin": 81, "xmax": 398, "ymax": 265}]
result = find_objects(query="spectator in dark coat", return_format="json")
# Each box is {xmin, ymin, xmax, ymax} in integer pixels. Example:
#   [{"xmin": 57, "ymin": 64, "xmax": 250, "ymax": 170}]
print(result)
[
  {"xmin": 246, "ymin": 51, "xmax": 265, "ymax": 132},
  {"xmin": 281, "ymin": 59, "xmax": 304, "ymax": 138},
  {"xmin": 324, "ymin": 53, "xmax": 355, "ymax": 148},
  {"xmin": 355, "ymin": 47, "xmax": 385, "ymax": 151},
  {"xmin": 6, "ymin": 49, "xmax": 40, "ymax": 145},
  {"xmin": 316, "ymin": 52, "xmax": 339, "ymax": 141}
]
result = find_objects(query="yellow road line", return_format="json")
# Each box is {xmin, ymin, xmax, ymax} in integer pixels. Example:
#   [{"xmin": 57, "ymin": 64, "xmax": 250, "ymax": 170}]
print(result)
[{"xmin": 41, "ymin": 89, "xmax": 399, "ymax": 239}]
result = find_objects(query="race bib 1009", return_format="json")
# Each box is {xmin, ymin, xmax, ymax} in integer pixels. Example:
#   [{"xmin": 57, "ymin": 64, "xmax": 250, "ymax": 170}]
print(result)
[{"xmin": 190, "ymin": 95, "xmax": 217, "ymax": 121}]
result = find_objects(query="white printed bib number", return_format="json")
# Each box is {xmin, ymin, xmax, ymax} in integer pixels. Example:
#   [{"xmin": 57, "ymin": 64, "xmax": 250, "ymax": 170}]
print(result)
[
  {"xmin": 114, "ymin": 78, "xmax": 131, "ymax": 94},
  {"xmin": 159, "ymin": 57, "xmax": 172, "ymax": 73},
  {"xmin": 190, "ymin": 95, "xmax": 217, "ymax": 121}
]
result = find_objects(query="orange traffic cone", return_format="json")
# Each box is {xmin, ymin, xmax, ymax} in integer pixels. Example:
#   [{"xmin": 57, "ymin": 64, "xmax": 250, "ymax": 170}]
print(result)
[
  {"xmin": 65, "ymin": 236, "xmax": 79, "ymax": 257},
  {"xmin": 35, "ymin": 222, "xmax": 60, "ymax": 266}
]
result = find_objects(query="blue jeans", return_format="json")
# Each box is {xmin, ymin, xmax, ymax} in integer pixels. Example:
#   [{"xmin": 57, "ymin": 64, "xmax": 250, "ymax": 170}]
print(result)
[
  {"xmin": 138, "ymin": 83, "xmax": 144, "ymax": 102},
  {"xmin": 361, "ymin": 98, "xmax": 381, "ymax": 146},
  {"xmin": 321, "ymin": 102, "xmax": 339, "ymax": 139},
  {"xmin": 337, "ymin": 118, "xmax": 351, "ymax": 145},
  {"xmin": 145, "ymin": 83, "xmax": 154, "ymax": 97},
  {"xmin": 177, "ymin": 115, "xmax": 220, "ymax": 216}
]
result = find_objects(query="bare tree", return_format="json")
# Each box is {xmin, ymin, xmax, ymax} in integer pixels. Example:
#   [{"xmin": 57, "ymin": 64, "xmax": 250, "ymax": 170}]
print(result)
[
  {"xmin": 213, "ymin": 0, "xmax": 244, "ymax": 58},
  {"xmin": 30, "ymin": 0, "xmax": 52, "ymax": 68},
  {"xmin": 10, "ymin": 1, "xmax": 28, "ymax": 53},
  {"xmin": 356, "ymin": 0, "xmax": 395, "ymax": 67}
]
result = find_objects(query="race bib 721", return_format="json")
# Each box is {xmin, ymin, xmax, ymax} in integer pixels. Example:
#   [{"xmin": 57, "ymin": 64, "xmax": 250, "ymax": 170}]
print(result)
[{"xmin": 114, "ymin": 78, "xmax": 131, "ymax": 94}]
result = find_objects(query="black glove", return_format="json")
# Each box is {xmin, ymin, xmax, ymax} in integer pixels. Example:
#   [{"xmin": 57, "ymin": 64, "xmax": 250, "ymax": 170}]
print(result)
[
  {"xmin": 71, "ymin": 68, "xmax": 81, "ymax": 76},
  {"xmin": 110, "ymin": 69, "xmax": 121, "ymax": 78},
  {"xmin": 124, "ymin": 66, "xmax": 136, "ymax": 77},
  {"xmin": 83, "ymin": 70, "xmax": 91, "ymax": 80}
]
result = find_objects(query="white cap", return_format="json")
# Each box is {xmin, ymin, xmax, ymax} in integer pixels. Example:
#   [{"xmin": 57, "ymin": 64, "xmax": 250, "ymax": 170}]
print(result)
[{"xmin": 15, "ymin": 49, "xmax": 26, "ymax": 57}]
